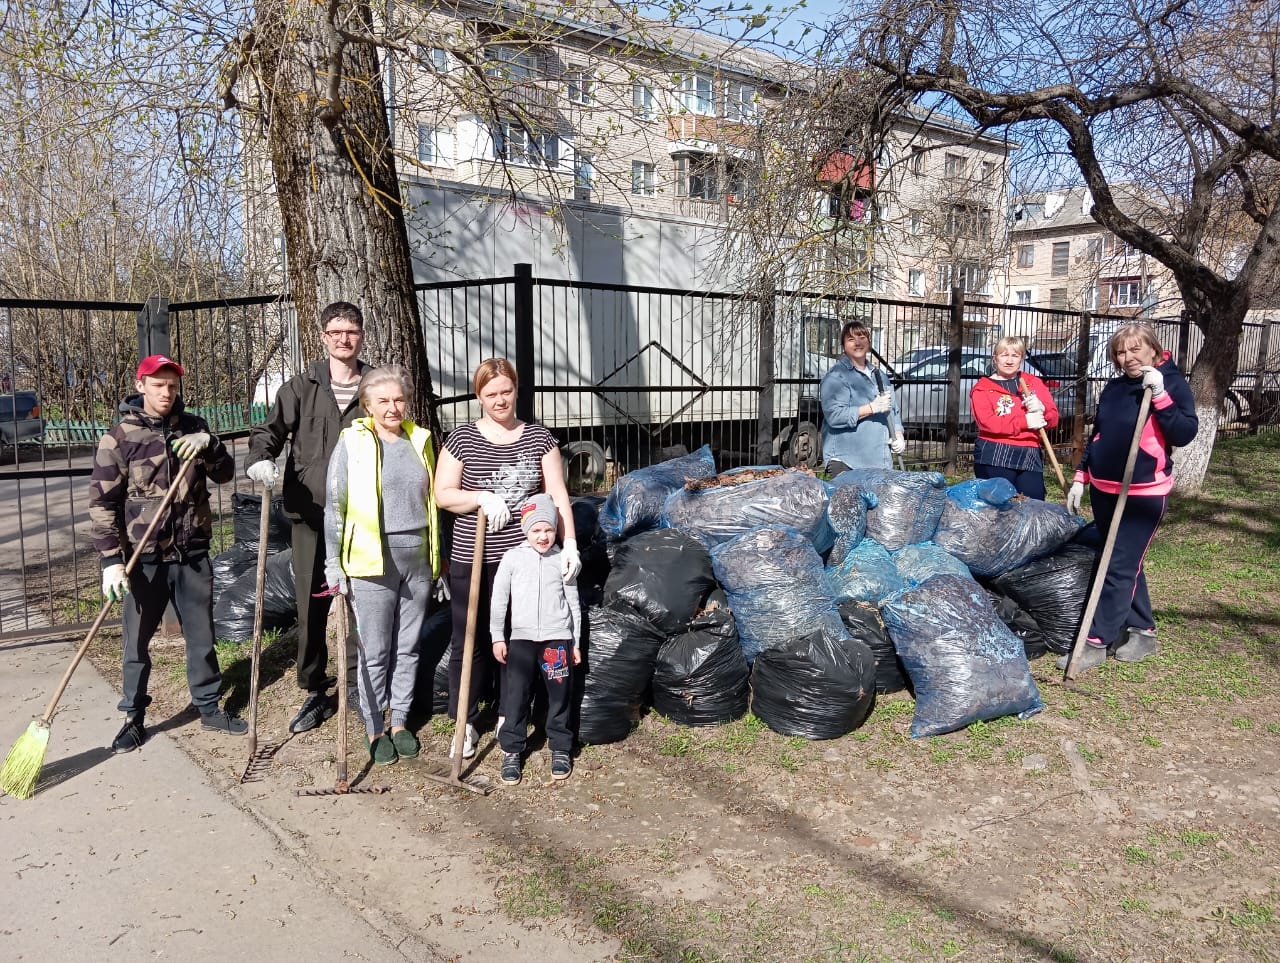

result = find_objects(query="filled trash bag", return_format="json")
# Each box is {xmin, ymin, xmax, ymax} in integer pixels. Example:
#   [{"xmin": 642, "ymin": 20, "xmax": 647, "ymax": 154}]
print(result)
[
  {"xmin": 571, "ymin": 495, "xmax": 612, "ymax": 605},
  {"xmin": 604, "ymin": 529, "xmax": 716, "ymax": 636},
  {"xmin": 826, "ymin": 481, "xmax": 879, "ymax": 543},
  {"xmin": 831, "ymin": 468, "xmax": 948, "ymax": 550},
  {"xmin": 213, "ymin": 549, "xmax": 298, "ymax": 642},
  {"xmin": 838, "ymin": 599, "xmax": 908, "ymax": 694},
  {"xmin": 984, "ymin": 588, "xmax": 1049, "ymax": 661},
  {"xmin": 891, "ymin": 543, "xmax": 973, "ymax": 586},
  {"xmin": 880, "ymin": 574, "xmax": 1044, "ymax": 738},
  {"xmin": 932, "ymin": 478, "xmax": 1085, "ymax": 577},
  {"xmin": 749, "ymin": 629, "xmax": 876, "ymax": 740},
  {"xmin": 826, "ymin": 538, "xmax": 904, "ymax": 604},
  {"xmin": 987, "ymin": 543, "xmax": 1100, "ymax": 654},
  {"xmin": 230, "ymin": 491, "xmax": 293, "ymax": 550},
  {"xmin": 212, "ymin": 542, "xmax": 258, "ymax": 600},
  {"xmin": 599, "ymin": 445, "xmax": 716, "ymax": 541},
  {"xmin": 662, "ymin": 467, "xmax": 834, "ymax": 552},
  {"xmin": 577, "ymin": 602, "xmax": 667, "ymax": 745},
  {"xmin": 652, "ymin": 594, "xmax": 749, "ymax": 727},
  {"xmin": 711, "ymin": 526, "xmax": 848, "ymax": 663}
]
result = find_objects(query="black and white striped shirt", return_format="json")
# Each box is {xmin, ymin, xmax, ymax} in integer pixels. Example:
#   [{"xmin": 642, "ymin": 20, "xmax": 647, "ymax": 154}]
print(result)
[{"xmin": 331, "ymin": 377, "xmax": 360, "ymax": 415}]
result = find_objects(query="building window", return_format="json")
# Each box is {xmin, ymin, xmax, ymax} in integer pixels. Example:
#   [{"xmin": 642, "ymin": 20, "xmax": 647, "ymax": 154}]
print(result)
[
  {"xmin": 944, "ymin": 152, "xmax": 967, "ymax": 178},
  {"xmin": 946, "ymin": 204, "xmax": 991, "ymax": 238},
  {"xmin": 726, "ymin": 83, "xmax": 758, "ymax": 122},
  {"xmin": 1017, "ymin": 244, "xmax": 1034, "ymax": 268},
  {"xmin": 416, "ymin": 124, "xmax": 437, "ymax": 165},
  {"xmin": 631, "ymin": 161, "xmax": 656, "ymax": 197},
  {"xmin": 575, "ymin": 153, "xmax": 594, "ymax": 200},
  {"xmin": 937, "ymin": 262, "xmax": 990, "ymax": 295},
  {"xmin": 484, "ymin": 46, "xmax": 539, "ymax": 81},
  {"xmin": 908, "ymin": 269, "xmax": 926, "ymax": 296},
  {"xmin": 1085, "ymin": 238, "xmax": 1102, "ymax": 262},
  {"xmin": 675, "ymin": 155, "xmax": 717, "ymax": 200},
  {"xmin": 493, "ymin": 122, "xmax": 559, "ymax": 168},
  {"xmin": 909, "ymin": 212, "xmax": 924, "ymax": 235},
  {"xmin": 908, "ymin": 150, "xmax": 925, "ymax": 175},
  {"xmin": 1049, "ymin": 287, "xmax": 1068, "ymax": 309},
  {"xmin": 857, "ymin": 265, "xmax": 889, "ymax": 293},
  {"xmin": 420, "ymin": 47, "xmax": 449, "ymax": 72},
  {"xmin": 632, "ymin": 81, "xmax": 656, "ymax": 120},
  {"xmin": 1104, "ymin": 234, "xmax": 1137, "ymax": 258},
  {"xmin": 981, "ymin": 160, "xmax": 997, "ymax": 182},
  {"xmin": 678, "ymin": 73, "xmax": 715, "ymax": 116},
  {"xmin": 566, "ymin": 68, "xmax": 593, "ymax": 105},
  {"xmin": 1082, "ymin": 285, "xmax": 1098, "ymax": 309},
  {"xmin": 1110, "ymin": 279, "xmax": 1142, "ymax": 306},
  {"xmin": 1015, "ymin": 289, "xmax": 1032, "ymax": 306},
  {"xmin": 1051, "ymin": 241, "xmax": 1070, "ymax": 276}
]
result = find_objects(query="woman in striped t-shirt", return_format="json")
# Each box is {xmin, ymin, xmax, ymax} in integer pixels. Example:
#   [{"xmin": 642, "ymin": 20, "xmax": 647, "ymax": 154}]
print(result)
[{"xmin": 433, "ymin": 358, "xmax": 579, "ymax": 759}]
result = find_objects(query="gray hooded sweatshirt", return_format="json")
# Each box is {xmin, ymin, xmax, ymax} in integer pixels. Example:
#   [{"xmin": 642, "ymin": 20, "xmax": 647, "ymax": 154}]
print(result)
[{"xmin": 489, "ymin": 542, "xmax": 582, "ymax": 645}]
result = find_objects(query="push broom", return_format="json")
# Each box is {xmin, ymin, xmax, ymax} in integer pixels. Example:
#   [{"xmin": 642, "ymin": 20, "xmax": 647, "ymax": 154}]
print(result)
[{"xmin": 0, "ymin": 453, "xmax": 197, "ymax": 799}]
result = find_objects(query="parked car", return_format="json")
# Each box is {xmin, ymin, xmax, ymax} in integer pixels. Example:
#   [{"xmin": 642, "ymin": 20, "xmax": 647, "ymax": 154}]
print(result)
[
  {"xmin": 895, "ymin": 353, "xmax": 1076, "ymax": 439},
  {"xmin": 892, "ymin": 345, "xmax": 949, "ymax": 371},
  {"xmin": 0, "ymin": 391, "xmax": 45, "ymax": 449}
]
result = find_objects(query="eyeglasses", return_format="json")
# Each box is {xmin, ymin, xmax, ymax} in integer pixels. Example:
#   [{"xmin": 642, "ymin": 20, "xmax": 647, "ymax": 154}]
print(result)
[{"xmin": 323, "ymin": 329, "xmax": 362, "ymax": 341}]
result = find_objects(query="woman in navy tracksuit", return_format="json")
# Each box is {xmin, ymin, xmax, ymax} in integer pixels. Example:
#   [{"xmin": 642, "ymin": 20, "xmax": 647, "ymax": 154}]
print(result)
[{"xmin": 1062, "ymin": 323, "xmax": 1198, "ymax": 673}]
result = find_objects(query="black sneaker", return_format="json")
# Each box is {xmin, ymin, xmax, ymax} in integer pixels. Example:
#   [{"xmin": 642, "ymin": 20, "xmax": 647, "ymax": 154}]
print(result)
[
  {"xmin": 500, "ymin": 752, "xmax": 523, "ymax": 785},
  {"xmin": 200, "ymin": 708, "xmax": 249, "ymax": 735},
  {"xmin": 551, "ymin": 750, "xmax": 572, "ymax": 781},
  {"xmin": 111, "ymin": 717, "xmax": 146, "ymax": 754},
  {"xmin": 289, "ymin": 691, "xmax": 337, "ymax": 733}
]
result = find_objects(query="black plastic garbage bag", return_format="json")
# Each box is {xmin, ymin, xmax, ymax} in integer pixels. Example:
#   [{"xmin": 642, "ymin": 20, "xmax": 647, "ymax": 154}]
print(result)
[
  {"xmin": 652, "ymin": 594, "xmax": 748, "ymax": 727},
  {"xmin": 826, "ymin": 538, "xmax": 904, "ymax": 603},
  {"xmin": 987, "ymin": 543, "xmax": 1100, "ymax": 654},
  {"xmin": 881, "ymin": 574, "xmax": 1044, "ymax": 738},
  {"xmin": 831, "ymin": 468, "xmax": 948, "ymax": 550},
  {"xmin": 599, "ymin": 445, "xmax": 716, "ymax": 541},
  {"xmin": 571, "ymin": 495, "xmax": 612, "ymax": 605},
  {"xmin": 604, "ymin": 529, "xmax": 715, "ymax": 636},
  {"xmin": 213, "ymin": 549, "xmax": 298, "ymax": 642},
  {"xmin": 710, "ymin": 526, "xmax": 847, "ymax": 663},
  {"xmin": 749, "ymin": 629, "xmax": 876, "ymax": 740},
  {"xmin": 661, "ymin": 468, "xmax": 835, "ymax": 552},
  {"xmin": 230, "ymin": 491, "xmax": 293, "ymax": 550},
  {"xmin": 932, "ymin": 478, "xmax": 1085, "ymax": 577},
  {"xmin": 576, "ymin": 602, "xmax": 667, "ymax": 745},
  {"xmin": 414, "ymin": 606, "xmax": 454, "ymax": 720},
  {"xmin": 984, "ymin": 588, "xmax": 1049, "ymax": 661},
  {"xmin": 891, "ymin": 543, "xmax": 973, "ymax": 586},
  {"xmin": 212, "ymin": 542, "xmax": 258, "ymax": 600},
  {"xmin": 838, "ymin": 599, "xmax": 908, "ymax": 694}
]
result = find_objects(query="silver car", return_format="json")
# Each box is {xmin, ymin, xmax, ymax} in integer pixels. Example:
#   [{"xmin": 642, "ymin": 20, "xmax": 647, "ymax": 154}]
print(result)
[{"xmin": 0, "ymin": 391, "xmax": 45, "ymax": 449}]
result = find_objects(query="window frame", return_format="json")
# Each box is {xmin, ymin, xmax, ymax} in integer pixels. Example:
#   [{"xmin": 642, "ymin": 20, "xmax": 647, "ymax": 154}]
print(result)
[
  {"xmin": 1051, "ymin": 241, "xmax": 1071, "ymax": 277},
  {"xmin": 566, "ymin": 67, "xmax": 594, "ymax": 106},
  {"xmin": 631, "ymin": 160, "xmax": 656, "ymax": 197},
  {"xmin": 678, "ymin": 73, "xmax": 716, "ymax": 116},
  {"xmin": 1016, "ymin": 243, "xmax": 1035, "ymax": 268},
  {"xmin": 632, "ymin": 81, "xmax": 657, "ymax": 120}
]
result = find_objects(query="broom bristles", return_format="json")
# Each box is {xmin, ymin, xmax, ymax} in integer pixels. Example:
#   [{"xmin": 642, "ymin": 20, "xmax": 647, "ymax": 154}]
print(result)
[{"xmin": 0, "ymin": 721, "xmax": 50, "ymax": 800}]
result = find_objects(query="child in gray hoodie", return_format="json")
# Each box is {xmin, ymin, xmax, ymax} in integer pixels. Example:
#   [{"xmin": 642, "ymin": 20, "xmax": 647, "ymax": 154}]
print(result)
[{"xmin": 490, "ymin": 493, "xmax": 581, "ymax": 784}]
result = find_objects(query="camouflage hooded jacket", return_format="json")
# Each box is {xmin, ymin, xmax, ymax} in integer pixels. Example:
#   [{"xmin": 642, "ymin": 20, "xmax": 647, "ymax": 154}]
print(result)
[{"xmin": 89, "ymin": 396, "xmax": 235, "ymax": 568}]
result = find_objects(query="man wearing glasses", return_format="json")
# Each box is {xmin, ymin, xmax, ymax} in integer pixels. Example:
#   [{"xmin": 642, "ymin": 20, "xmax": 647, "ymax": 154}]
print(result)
[{"xmin": 247, "ymin": 302, "xmax": 369, "ymax": 733}]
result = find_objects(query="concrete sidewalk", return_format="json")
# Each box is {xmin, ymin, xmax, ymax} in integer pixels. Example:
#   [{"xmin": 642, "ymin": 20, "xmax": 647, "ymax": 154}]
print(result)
[{"xmin": 0, "ymin": 633, "xmax": 421, "ymax": 961}]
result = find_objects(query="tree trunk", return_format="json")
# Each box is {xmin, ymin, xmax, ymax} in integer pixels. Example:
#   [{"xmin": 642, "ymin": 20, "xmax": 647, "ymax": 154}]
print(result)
[{"xmin": 251, "ymin": 0, "xmax": 440, "ymax": 434}]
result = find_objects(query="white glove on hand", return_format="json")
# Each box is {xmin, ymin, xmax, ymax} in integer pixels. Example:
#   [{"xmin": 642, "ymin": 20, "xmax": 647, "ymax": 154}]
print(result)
[
  {"xmin": 323, "ymin": 560, "xmax": 349, "ymax": 596},
  {"xmin": 247, "ymin": 460, "xmax": 279, "ymax": 489},
  {"xmin": 170, "ymin": 432, "xmax": 211, "ymax": 460},
  {"xmin": 1067, "ymin": 482, "xmax": 1085, "ymax": 515},
  {"xmin": 433, "ymin": 576, "xmax": 451, "ymax": 603},
  {"xmin": 102, "ymin": 563, "xmax": 129, "ymax": 603},
  {"xmin": 475, "ymin": 491, "xmax": 510, "ymax": 533},
  {"xmin": 1026, "ymin": 411, "xmax": 1047, "ymax": 431},
  {"xmin": 867, "ymin": 392, "xmax": 892, "ymax": 415},
  {"xmin": 889, "ymin": 436, "xmax": 907, "ymax": 455},
  {"xmin": 560, "ymin": 537, "xmax": 581, "ymax": 584},
  {"xmin": 1140, "ymin": 365, "xmax": 1165, "ymax": 398},
  {"xmin": 1022, "ymin": 393, "xmax": 1045, "ymax": 414}
]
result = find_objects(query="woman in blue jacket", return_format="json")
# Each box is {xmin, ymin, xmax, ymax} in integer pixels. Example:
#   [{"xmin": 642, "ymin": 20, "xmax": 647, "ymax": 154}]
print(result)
[
  {"xmin": 820, "ymin": 321, "xmax": 905, "ymax": 473},
  {"xmin": 1062, "ymin": 323, "xmax": 1198, "ymax": 673}
]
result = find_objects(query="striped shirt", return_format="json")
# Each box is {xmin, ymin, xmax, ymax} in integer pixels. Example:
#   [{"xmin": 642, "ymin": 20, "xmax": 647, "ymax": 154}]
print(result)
[
  {"xmin": 331, "ymin": 377, "xmax": 360, "ymax": 415},
  {"xmin": 444, "ymin": 422, "xmax": 557, "ymax": 564}
]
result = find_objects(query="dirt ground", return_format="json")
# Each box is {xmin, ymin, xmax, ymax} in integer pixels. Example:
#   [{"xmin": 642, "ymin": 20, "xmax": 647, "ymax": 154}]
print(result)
[{"xmin": 82, "ymin": 445, "xmax": 1280, "ymax": 963}]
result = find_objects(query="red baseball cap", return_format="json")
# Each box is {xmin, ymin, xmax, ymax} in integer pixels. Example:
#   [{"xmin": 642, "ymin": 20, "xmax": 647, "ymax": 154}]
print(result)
[{"xmin": 136, "ymin": 354, "xmax": 185, "ymax": 379}]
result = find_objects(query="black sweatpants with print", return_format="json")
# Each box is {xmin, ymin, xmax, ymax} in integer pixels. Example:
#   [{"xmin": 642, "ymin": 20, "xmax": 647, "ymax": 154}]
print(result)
[{"xmin": 498, "ymin": 638, "xmax": 574, "ymax": 755}]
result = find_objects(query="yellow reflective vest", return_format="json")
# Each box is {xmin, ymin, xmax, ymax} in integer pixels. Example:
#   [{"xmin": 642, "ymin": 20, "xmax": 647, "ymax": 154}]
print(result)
[{"xmin": 338, "ymin": 417, "xmax": 441, "ymax": 579}]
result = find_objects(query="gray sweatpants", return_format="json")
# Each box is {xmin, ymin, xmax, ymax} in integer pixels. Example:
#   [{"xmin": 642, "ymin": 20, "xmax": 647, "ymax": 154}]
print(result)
[{"xmin": 348, "ymin": 533, "xmax": 429, "ymax": 737}]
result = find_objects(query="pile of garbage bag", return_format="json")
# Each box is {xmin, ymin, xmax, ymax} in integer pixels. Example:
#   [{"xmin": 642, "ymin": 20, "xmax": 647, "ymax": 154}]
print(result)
[{"xmin": 212, "ymin": 492, "xmax": 297, "ymax": 642}]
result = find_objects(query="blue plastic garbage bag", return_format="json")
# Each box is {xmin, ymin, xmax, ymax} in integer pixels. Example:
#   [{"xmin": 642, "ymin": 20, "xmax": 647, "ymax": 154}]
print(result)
[
  {"xmin": 832, "ymin": 468, "xmax": 948, "ymax": 550},
  {"xmin": 826, "ymin": 538, "xmax": 903, "ymax": 603},
  {"xmin": 599, "ymin": 445, "xmax": 716, "ymax": 540},
  {"xmin": 662, "ymin": 467, "xmax": 834, "ymax": 552},
  {"xmin": 932, "ymin": 478, "xmax": 1085, "ymax": 577},
  {"xmin": 891, "ymin": 543, "xmax": 973, "ymax": 586},
  {"xmin": 576, "ymin": 601, "xmax": 666, "ymax": 745},
  {"xmin": 881, "ymin": 574, "xmax": 1044, "ymax": 737},
  {"xmin": 711, "ymin": 526, "xmax": 847, "ymax": 663},
  {"xmin": 749, "ymin": 629, "xmax": 876, "ymax": 740},
  {"xmin": 826, "ymin": 479, "xmax": 879, "ymax": 536}
]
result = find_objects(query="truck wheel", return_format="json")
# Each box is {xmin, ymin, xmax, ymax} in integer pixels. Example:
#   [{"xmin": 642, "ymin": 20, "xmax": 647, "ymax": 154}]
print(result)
[
  {"xmin": 561, "ymin": 440, "xmax": 609, "ymax": 489},
  {"xmin": 780, "ymin": 421, "xmax": 822, "ymax": 469}
]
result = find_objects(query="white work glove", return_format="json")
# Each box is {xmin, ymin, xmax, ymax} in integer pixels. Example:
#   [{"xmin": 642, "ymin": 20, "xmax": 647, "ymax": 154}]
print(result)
[
  {"xmin": 889, "ymin": 436, "xmax": 906, "ymax": 455},
  {"xmin": 170, "ymin": 431, "xmax": 211, "ymax": 460},
  {"xmin": 323, "ymin": 559, "xmax": 349, "ymax": 596},
  {"xmin": 1139, "ymin": 365, "xmax": 1165, "ymax": 398},
  {"xmin": 1022, "ymin": 393, "xmax": 1045, "ymax": 414},
  {"xmin": 1026, "ymin": 411, "xmax": 1047, "ymax": 431},
  {"xmin": 560, "ymin": 538, "xmax": 581, "ymax": 584},
  {"xmin": 475, "ymin": 491, "xmax": 510, "ymax": 532},
  {"xmin": 433, "ymin": 576, "xmax": 451, "ymax": 603},
  {"xmin": 102, "ymin": 563, "xmax": 129, "ymax": 603},
  {"xmin": 1067, "ymin": 482, "xmax": 1085, "ymax": 515},
  {"xmin": 247, "ymin": 460, "xmax": 279, "ymax": 489},
  {"xmin": 867, "ymin": 392, "xmax": 892, "ymax": 415}
]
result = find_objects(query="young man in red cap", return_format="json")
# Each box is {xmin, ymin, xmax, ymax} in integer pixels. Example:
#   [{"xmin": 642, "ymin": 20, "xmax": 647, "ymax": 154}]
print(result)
[{"xmin": 89, "ymin": 354, "xmax": 244, "ymax": 753}]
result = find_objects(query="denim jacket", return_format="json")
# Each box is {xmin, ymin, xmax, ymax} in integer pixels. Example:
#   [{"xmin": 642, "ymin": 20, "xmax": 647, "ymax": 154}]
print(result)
[{"xmin": 819, "ymin": 356, "xmax": 903, "ymax": 470}]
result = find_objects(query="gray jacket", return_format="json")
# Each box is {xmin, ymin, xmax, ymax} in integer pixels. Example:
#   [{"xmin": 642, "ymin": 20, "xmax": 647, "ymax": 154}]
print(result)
[{"xmin": 490, "ymin": 542, "xmax": 581, "ymax": 645}]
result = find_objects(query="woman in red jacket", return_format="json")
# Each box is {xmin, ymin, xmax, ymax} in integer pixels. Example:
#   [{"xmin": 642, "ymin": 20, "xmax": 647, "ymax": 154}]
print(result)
[{"xmin": 970, "ymin": 336, "xmax": 1059, "ymax": 500}]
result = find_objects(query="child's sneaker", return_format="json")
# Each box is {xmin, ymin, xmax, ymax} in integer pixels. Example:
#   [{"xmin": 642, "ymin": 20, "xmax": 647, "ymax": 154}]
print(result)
[
  {"xmin": 500, "ymin": 752, "xmax": 523, "ymax": 785},
  {"xmin": 551, "ymin": 750, "xmax": 572, "ymax": 781}
]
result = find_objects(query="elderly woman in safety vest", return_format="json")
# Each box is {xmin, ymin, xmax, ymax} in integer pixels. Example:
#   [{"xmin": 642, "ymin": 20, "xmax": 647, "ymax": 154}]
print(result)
[{"xmin": 323, "ymin": 365, "xmax": 441, "ymax": 766}]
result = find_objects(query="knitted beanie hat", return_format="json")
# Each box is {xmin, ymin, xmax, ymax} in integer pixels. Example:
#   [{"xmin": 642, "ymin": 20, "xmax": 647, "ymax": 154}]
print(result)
[{"xmin": 519, "ymin": 493, "xmax": 557, "ymax": 533}]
